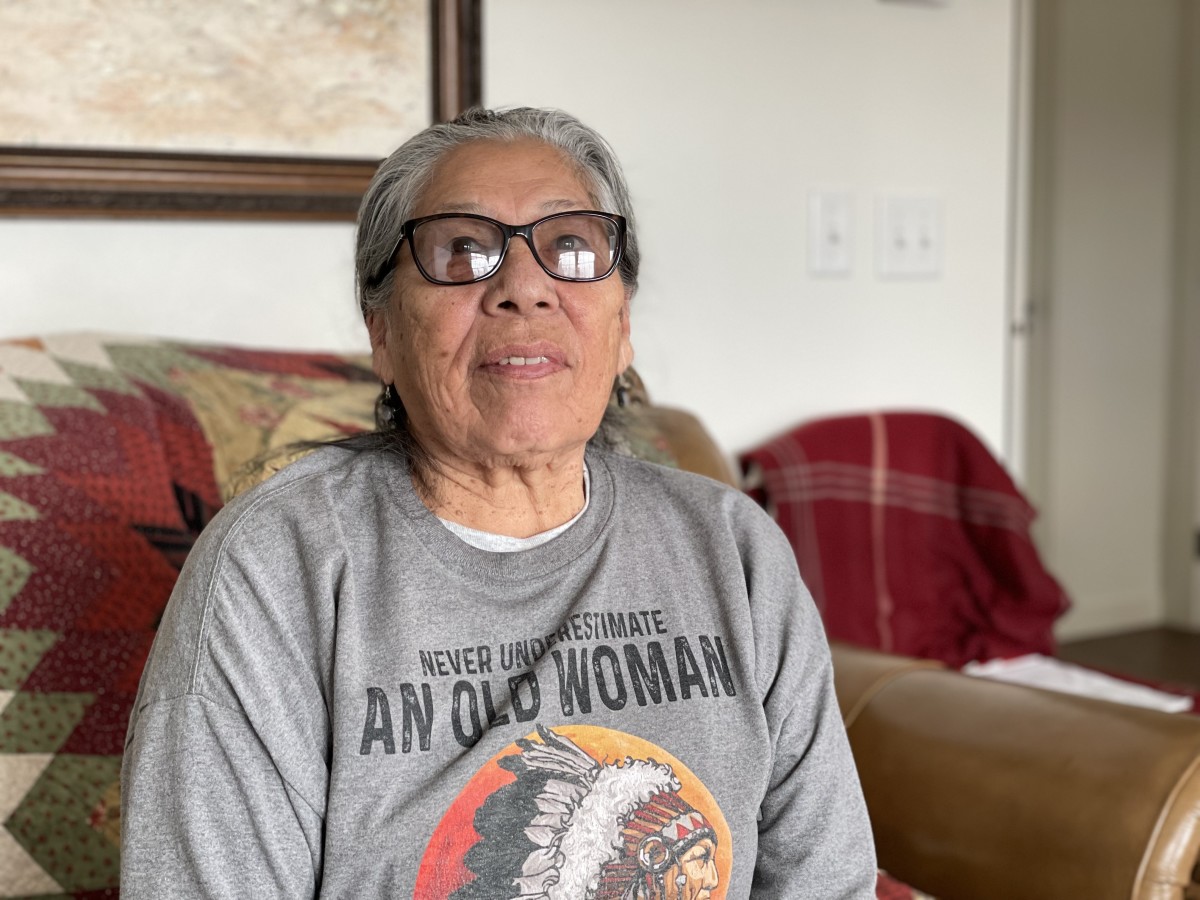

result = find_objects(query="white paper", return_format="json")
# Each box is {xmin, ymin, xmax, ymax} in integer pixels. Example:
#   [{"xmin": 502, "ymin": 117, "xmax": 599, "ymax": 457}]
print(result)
[{"xmin": 962, "ymin": 654, "xmax": 1194, "ymax": 713}]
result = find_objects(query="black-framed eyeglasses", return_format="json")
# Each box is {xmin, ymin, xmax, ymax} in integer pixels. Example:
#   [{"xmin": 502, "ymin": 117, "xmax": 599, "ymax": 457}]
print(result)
[{"xmin": 368, "ymin": 210, "xmax": 626, "ymax": 287}]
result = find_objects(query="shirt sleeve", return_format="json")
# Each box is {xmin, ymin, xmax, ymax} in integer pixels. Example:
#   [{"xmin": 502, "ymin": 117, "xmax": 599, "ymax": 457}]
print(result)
[
  {"xmin": 120, "ymin": 480, "xmax": 339, "ymax": 899},
  {"xmin": 120, "ymin": 695, "xmax": 324, "ymax": 899},
  {"xmin": 743, "ymin": 509, "xmax": 878, "ymax": 899}
]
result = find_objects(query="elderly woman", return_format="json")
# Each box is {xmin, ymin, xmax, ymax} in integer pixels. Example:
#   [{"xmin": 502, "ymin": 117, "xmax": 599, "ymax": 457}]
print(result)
[{"xmin": 120, "ymin": 107, "xmax": 876, "ymax": 898}]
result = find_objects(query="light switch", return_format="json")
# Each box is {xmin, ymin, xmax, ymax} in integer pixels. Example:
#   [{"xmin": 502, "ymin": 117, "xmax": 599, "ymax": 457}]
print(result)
[
  {"xmin": 877, "ymin": 195, "xmax": 943, "ymax": 279},
  {"xmin": 808, "ymin": 191, "xmax": 854, "ymax": 277}
]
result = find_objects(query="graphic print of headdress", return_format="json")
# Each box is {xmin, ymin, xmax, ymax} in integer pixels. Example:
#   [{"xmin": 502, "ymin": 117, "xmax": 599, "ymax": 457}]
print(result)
[{"xmin": 453, "ymin": 725, "xmax": 716, "ymax": 900}]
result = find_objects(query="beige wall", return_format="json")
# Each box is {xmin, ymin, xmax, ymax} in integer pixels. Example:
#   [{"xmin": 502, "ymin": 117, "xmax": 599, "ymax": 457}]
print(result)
[
  {"xmin": 1181, "ymin": 2, "xmax": 1200, "ymax": 624},
  {"xmin": 1029, "ymin": 0, "xmax": 1185, "ymax": 638}
]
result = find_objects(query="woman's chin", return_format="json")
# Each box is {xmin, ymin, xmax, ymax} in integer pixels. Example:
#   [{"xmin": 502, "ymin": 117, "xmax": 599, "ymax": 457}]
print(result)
[
  {"xmin": 456, "ymin": 403, "xmax": 605, "ymax": 464},
  {"xmin": 461, "ymin": 422, "xmax": 596, "ymax": 468}
]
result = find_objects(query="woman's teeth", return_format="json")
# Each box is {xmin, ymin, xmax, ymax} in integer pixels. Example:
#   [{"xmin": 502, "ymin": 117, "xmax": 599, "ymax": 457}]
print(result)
[{"xmin": 497, "ymin": 356, "xmax": 549, "ymax": 366}]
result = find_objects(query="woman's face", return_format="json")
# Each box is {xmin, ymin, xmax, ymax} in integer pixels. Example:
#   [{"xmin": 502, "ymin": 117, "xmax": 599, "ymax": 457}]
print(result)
[
  {"xmin": 367, "ymin": 138, "xmax": 633, "ymax": 471},
  {"xmin": 664, "ymin": 838, "xmax": 719, "ymax": 900}
]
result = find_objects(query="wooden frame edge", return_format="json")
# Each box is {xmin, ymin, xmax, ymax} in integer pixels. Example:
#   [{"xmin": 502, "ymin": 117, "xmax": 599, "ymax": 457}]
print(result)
[{"xmin": 0, "ymin": 0, "xmax": 482, "ymax": 221}]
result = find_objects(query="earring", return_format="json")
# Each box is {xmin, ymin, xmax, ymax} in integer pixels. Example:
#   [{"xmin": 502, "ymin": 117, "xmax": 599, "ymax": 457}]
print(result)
[
  {"xmin": 380, "ymin": 383, "xmax": 404, "ymax": 426},
  {"xmin": 615, "ymin": 371, "xmax": 633, "ymax": 408}
]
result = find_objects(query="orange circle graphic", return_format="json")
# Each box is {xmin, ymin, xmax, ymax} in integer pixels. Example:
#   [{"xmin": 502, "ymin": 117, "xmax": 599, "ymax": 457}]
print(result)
[{"xmin": 416, "ymin": 724, "xmax": 731, "ymax": 898}]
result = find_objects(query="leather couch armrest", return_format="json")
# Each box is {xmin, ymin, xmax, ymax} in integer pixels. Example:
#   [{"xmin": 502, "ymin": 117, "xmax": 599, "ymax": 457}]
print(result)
[
  {"xmin": 830, "ymin": 642, "xmax": 945, "ymax": 727},
  {"xmin": 832, "ymin": 647, "xmax": 1200, "ymax": 900}
]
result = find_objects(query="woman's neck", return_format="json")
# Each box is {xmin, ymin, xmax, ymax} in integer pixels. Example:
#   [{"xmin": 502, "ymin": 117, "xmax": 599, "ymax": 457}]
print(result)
[{"xmin": 415, "ymin": 449, "xmax": 588, "ymax": 538}]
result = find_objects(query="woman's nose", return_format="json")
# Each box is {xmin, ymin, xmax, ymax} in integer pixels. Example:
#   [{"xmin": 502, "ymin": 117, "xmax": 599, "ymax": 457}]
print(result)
[{"xmin": 480, "ymin": 237, "xmax": 560, "ymax": 315}]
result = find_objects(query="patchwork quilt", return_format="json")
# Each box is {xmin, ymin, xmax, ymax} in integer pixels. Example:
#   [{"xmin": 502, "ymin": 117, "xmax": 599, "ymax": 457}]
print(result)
[{"xmin": 0, "ymin": 334, "xmax": 377, "ymax": 898}]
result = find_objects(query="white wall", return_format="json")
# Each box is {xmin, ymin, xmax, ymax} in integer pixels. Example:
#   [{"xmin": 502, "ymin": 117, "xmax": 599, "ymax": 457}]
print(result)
[
  {"xmin": 1, "ymin": 219, "xmax": 366, "ymax": 352},
  {"xmin": 1031, "ymin": 0, "xmax": 1181, "ymax": 638},
  {"xmin": 485, "ymin": 0, "xmax": 1018, "ymax": 460}
]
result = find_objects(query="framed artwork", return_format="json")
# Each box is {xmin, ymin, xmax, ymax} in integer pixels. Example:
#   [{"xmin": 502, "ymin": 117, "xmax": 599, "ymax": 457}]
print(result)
[{"xmin": 0, "ymin": 0, "xmax": 481, "ymax": 220}]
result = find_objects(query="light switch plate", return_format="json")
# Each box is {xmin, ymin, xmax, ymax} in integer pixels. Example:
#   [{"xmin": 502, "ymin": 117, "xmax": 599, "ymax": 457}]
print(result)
[
  {"xmin": 877, "ymin": 195, "xmax": 943, "ymax": 280},
  {"xmin": 807, "ymin": 191, "xmax": 854, "ymax": 277}
]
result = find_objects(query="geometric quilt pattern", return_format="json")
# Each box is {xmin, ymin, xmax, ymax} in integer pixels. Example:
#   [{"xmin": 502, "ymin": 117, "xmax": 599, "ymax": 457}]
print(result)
[{"xmin": 0, "ymin": 333, "xmax": 377, "ymax": 898}]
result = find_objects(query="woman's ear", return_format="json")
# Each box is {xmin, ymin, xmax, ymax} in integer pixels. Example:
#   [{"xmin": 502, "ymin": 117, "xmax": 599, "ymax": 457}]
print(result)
[
  {"xmin": 617, "ymin": 293, "xmax": 634, "ymax": 374},
  {"xmin": 365, "ymin": 310, "xmax": 396, "ymax": 385}
]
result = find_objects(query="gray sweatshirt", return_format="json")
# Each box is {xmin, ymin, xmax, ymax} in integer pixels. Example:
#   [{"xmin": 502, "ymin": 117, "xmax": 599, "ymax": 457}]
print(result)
[{"xmin": 121, "ymin": 446, "xmax": 876, "ymax": 899}]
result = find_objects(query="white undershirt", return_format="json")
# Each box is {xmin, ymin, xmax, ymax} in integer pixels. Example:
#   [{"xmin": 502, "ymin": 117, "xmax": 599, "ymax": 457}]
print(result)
[{"xmin": 437, "ymin": 464, "xmax": 591, "ymax": 552}]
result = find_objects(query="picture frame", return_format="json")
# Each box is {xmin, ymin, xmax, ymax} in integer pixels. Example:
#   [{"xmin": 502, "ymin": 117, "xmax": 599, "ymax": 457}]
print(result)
[{"xmin": 0, "ymin": 0, "xmax": 481, "ymax": 221}]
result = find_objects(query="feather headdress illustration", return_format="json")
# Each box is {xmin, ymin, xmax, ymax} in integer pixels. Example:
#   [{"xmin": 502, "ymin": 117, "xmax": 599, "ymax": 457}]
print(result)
[{"xmin": 453, "ymin": 726, "xmax": 719, "ymax": 900}]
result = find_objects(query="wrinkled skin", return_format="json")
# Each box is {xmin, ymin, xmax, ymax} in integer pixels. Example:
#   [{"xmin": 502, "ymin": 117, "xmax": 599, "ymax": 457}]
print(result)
[{"xmin": 366, "ymin": 138, "xmax": 633, "ymax": 535}]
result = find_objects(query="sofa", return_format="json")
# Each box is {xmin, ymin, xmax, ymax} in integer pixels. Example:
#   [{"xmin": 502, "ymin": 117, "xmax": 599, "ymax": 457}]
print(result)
[
  {"xmin": 831, "ymin": 644, "xmax": 1200, "ymax": 900},
  {"xmin": 2, "ymin": 333, "xmax": 1199, "ymax": 899}
]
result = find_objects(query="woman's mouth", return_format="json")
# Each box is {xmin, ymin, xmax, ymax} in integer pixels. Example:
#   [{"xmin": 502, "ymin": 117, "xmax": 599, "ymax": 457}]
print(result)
[{"xmin": 479, "ymin": 344, "xmax": 566, "ymax": 378}]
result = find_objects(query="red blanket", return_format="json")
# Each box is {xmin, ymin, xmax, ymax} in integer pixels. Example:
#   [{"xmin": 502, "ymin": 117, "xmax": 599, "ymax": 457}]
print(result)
[
  {"xmin": 741, "ymin": 412, "xmax": 1069, "ymax": 667},
  {"xmin": 876, "ymin": 870, "xmax": 932, "ymax": 899}
]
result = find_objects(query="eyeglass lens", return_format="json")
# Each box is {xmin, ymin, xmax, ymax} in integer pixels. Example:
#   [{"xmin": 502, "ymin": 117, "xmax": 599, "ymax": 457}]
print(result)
[{"xmin": 410, "ymin": 214, "xmax": 620, "ymax": 283}]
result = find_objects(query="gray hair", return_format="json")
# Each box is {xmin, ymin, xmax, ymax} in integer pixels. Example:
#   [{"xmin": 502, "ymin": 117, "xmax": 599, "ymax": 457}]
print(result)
[{"xmin": 355, "ymin": 106, "xmax": 640, "ymax": 316}]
